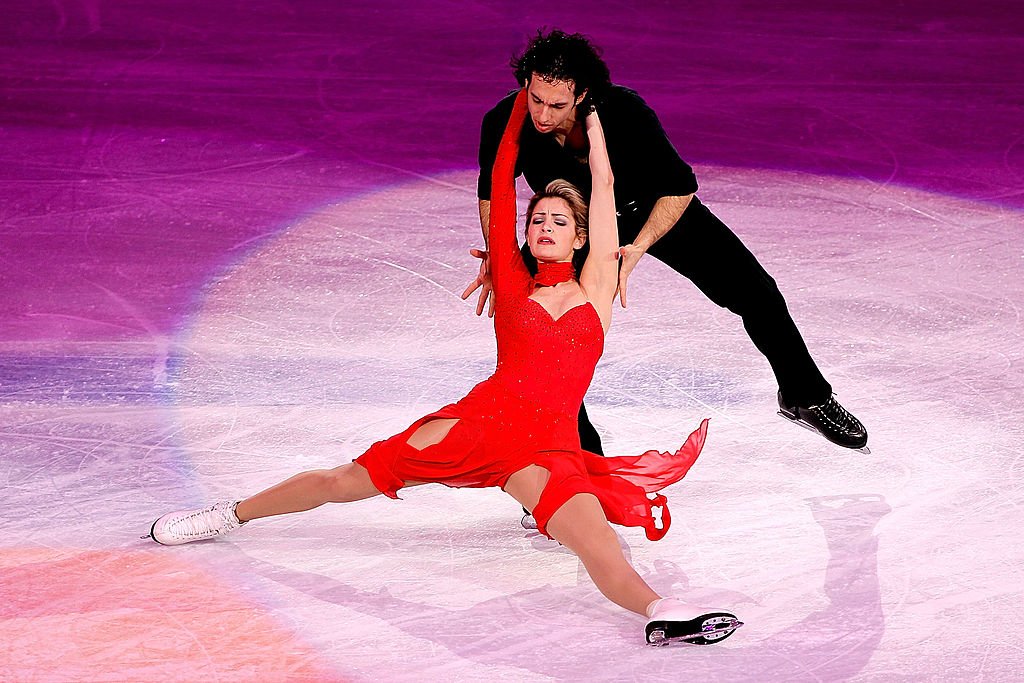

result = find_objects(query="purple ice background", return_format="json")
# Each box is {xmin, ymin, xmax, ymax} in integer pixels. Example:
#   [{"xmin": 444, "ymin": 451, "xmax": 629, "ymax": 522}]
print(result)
[{"xmin": 3, "ymin": 1, "xmax": 1021, "ymax": 343}]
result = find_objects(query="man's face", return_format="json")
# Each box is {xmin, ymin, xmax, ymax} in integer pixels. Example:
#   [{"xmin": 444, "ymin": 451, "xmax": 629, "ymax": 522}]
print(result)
[{"xmin": 526, "ymin": 74, "xmax": 584, "ymax": 134}]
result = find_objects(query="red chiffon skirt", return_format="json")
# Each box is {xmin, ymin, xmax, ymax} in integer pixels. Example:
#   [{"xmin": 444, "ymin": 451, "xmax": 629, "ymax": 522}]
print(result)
[{"xmin": 355, "ymin": 378, "xmax": 708, "ymax": 541}]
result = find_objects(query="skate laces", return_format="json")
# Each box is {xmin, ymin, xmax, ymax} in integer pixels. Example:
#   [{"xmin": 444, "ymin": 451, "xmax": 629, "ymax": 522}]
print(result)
[
  {"xmin": 811, "ymin": 397, "xmax": 860, "ymax": 434},
  {"xmin": 167, "ymin": 503, "xmax": 237, "ymax": 539}
]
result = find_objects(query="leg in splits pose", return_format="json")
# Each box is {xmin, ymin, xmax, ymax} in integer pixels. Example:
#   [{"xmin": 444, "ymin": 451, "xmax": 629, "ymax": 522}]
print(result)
[{"xmin": 149, "ymin": 95, "xmax": 741, "ymax": 646}]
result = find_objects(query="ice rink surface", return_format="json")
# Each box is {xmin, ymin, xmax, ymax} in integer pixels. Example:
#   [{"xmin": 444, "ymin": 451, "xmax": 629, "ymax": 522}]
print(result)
[{"xmin": 2, "ymin": 2, "xmax": 1022, "ymax": 681}]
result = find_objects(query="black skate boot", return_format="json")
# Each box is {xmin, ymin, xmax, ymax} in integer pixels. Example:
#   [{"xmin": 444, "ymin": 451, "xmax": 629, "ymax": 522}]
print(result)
[
  {"xmin": 778, "ymin": 391, "xmax": 869, "ymax": 453},
  {"xmin": 645, "ymin": 599, "xmax": 743, "ymax": 646}
]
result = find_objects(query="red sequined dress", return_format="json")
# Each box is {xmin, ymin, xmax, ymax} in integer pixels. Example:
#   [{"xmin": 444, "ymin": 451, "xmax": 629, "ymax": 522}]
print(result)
[{"xmin": 356, "ymin": 89, "xmax": 708, "ymax": 540}]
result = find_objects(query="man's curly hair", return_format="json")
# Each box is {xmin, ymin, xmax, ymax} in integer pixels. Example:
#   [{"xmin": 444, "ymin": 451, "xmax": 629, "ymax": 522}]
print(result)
[{"xmin": 511, "ymin": 29, "xmax": 611, "ymax": 110}]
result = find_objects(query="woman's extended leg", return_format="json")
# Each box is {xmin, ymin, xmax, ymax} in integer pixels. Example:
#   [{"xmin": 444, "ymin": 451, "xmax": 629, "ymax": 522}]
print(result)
[
  {"xmin": 234, "ymin": 462, "xmax": 382, "ymax": 522},
  {"xmin": 503, "ymin": 465, "xmax": 658, "ymax": 615},
  {"xmin": 235, "ymin": 418, "xmax": 461, "ymax": 521},
  {"xmin": 548, "ymin": 493, "xmax": 661, "ymax": 615},
  {"xmin": 150, "ymin": 461, "xmax": 388, "ymax": 545},
  {"xmin": 503, "ymin": 464, "xmax": 742, "ymax": 645},
  {"xmin": 150, "ymin": 418, "xmax": 459, "ymax": 544}
]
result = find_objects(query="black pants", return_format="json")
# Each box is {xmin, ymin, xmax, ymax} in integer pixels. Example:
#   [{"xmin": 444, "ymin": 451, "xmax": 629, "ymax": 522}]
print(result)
[{"xmin": 578, "ymin": 196, "xmax": 831, "ymax": 455}]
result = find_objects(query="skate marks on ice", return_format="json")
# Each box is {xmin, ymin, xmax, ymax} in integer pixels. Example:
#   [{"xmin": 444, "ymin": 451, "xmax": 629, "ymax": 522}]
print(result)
[
  {"xmin": 161, "ymin": 172, "xmax": 1024, "ymax": 679},
  {"xmin": 217, "ymin": 493, "xmax": 889, "ymax": 681}
]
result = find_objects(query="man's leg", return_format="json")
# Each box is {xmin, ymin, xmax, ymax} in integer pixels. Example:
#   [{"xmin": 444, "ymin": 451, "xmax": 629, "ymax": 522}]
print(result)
[
  {"xmin": 644, "ymin": 198, "xmax": 867, "ymax": 449},
  {"xmin": 578, "ymin": 402, "xmax": 604, "ymax": 455}
]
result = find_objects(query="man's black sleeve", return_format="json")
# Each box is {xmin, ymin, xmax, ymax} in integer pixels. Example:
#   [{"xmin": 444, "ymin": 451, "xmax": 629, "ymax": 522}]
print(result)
[{"xmin": 611, "ymin": 89, "xmax": 699, "ymax": 199}]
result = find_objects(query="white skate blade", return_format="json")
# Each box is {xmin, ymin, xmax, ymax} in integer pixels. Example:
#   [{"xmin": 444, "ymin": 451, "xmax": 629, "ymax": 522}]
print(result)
[{"xmin": 777, "ymin": 410, "xmax": 871, "ymax": 454}]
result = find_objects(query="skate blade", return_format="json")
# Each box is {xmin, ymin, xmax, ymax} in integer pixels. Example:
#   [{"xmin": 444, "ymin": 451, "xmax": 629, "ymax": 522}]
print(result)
[
  {"xmin": 777, "ymin": 411, "xmax": 870, "ymax": 454},
  {"xmin": 647, "ymin": 618, "xmax": 743, "ymax": 647}
]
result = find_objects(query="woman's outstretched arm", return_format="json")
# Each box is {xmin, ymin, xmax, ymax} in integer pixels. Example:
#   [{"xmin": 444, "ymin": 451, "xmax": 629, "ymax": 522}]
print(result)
[
  {"xmin": 487, "ymin": 89, "xmax": 531, "ymax": 303},
  {"xmin": 579, "ymin": 109, "xmax": 619, "ymax": 330}
]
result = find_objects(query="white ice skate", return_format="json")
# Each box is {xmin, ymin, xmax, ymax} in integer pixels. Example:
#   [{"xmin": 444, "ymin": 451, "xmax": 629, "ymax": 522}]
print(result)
[
  {"xmin": 645, "ymin": 598, "xmax": 743, "ymax": 646},
  {"xmin": 149, "ymin": 501, "xmax": 244, "ymax": 546},
  {"xmin": 520, "ymin": 505, "xmax": 539, "ymax": 530}
]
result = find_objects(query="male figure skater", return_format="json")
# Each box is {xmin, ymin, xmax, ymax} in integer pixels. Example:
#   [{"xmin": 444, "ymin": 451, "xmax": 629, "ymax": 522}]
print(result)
[{"xmin": 465, "ymin": 30, "xmax": 868, "ymax": 456}]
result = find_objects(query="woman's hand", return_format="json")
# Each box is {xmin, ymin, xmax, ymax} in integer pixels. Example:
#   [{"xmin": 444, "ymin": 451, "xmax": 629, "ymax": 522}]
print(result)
[{"xmin": 460, "ymin": 248, "xmax": 495, "ymax": 317}]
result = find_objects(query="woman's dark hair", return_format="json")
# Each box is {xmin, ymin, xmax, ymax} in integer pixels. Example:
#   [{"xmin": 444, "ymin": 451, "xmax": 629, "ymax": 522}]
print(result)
[
  {"xmin": 511, "ymin": 29, "xmax": 611, "ymax": 110},
  {"xmin": 520, "ymin": 179, "xmax": 590, "ymax": 278}
]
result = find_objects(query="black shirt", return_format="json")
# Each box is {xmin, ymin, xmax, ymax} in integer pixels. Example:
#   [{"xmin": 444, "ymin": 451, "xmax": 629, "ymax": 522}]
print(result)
[{"xmin": 477, "ymin": 85, "xmax": 698, "ymax": 222}]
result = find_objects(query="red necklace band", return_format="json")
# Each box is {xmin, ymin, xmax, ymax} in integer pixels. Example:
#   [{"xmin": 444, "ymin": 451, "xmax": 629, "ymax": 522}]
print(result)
[{"xmin": 534, "ymin": 261, "xmax": 576, "ymax": 287}]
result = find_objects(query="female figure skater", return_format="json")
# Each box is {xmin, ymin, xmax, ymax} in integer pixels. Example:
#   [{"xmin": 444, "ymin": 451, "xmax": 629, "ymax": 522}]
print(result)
[{"xmin": 148, "ymin": 90, "xmax": 742, "ymax": 646}]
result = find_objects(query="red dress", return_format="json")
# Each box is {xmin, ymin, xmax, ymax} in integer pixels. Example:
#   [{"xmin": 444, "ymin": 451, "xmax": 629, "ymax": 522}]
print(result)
[{"xmin": 356, "ymin": 89, "xmax": 708, "ymax": 540}]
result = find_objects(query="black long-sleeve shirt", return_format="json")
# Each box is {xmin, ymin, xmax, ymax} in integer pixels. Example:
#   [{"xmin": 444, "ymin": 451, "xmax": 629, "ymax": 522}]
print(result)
[{"xmin": 477, "ymin": 85, "xmax": 698, "ymax": 225}]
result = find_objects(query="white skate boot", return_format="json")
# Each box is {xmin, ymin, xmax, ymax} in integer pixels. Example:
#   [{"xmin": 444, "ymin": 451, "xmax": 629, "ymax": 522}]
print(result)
[
  {"xmin": 645, "ymin": 598, "xmax": 743, "ymax": 646},
  {"xmin": 149, "ymin": 501, "xmax": 244, "ymax": 546},
  {"xmin": 520, "ymin": 505, "xmax": 538, "ymax": 530}
]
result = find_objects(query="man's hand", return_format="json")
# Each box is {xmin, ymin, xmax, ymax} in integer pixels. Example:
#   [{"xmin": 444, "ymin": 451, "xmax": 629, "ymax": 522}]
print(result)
[
  {"xmin": 460, "ymin": 248, "xmax": 495, "ymax": 317},
  {"xmin": 617, "ymin": 243, "xmax": 645, "ymax": 308}
]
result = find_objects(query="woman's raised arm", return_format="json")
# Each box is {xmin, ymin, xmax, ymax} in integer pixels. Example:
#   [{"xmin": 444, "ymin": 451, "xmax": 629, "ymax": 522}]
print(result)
[
  {"xmin": 487, "ymin": 89, "xmax": 532, "ymax": 302},
  {"xmin": 579, "ymin": 109, "xmax": 619, "ymax": 328}
]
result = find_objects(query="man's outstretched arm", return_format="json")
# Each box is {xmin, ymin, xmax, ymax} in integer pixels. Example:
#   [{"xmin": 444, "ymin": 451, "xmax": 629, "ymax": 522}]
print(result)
[
  {"xmin": 478, "ymin": 199, "xmax": 491, "ymax": 244},
  {"xmin": 459, "ymin": 199, "xmax": 495, "ymax": 317},
  {"xmin": 463, "ymin": 95, "xmax": 513, "ymax": 317},
  {"xmin": 617, "ymin": 193, "xmax": 691, "ymax": 307}
]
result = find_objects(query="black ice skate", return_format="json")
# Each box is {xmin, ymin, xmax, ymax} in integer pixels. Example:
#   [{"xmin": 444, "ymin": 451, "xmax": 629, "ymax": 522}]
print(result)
[
  {"xmin": 645, "ymin": 600, "xmax": 743, "ymax": 646},
  {"xmin": 778, "ymin": 391, "xmax": 869, "ymax": 453}
]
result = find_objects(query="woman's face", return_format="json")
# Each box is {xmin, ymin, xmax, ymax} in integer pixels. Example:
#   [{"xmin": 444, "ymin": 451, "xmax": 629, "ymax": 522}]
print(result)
[{"xmin": 526, "ymin": 197, "xmax": 584, "ymax": 262}]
